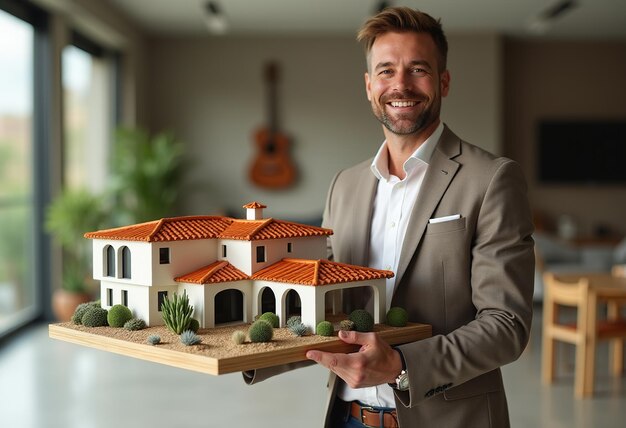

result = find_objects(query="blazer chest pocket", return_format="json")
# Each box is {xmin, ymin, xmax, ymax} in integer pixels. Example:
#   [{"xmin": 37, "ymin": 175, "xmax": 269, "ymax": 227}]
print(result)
[{"xmin": 425, "ymin": 216, "xmax": 466, "ymax": 235}]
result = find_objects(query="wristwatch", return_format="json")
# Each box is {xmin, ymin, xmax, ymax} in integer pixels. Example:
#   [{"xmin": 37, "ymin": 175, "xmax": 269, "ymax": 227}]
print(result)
[
  {"xmin": 394, "ymin": 369, "xmax": 410, "ymax": 391},
  {"xmin": 391, "ymin": 347, "xmax": 409, "ymax": 391}
]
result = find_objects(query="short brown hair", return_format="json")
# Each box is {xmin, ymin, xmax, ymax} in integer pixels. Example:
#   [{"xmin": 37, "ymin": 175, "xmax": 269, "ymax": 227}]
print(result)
[{"xmin": 357, "ymin": 7, "xmax": 448, "ymax": 72}]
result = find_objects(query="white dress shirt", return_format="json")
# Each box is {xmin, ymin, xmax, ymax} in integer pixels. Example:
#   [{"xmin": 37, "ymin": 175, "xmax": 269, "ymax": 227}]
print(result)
[{"xmin": 337, "ymin": 122, "xmax": 444, "ymax": 407}]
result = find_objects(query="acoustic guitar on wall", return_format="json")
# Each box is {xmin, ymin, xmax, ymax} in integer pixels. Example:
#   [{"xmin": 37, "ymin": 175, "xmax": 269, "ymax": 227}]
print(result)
[{"xmin": 249, "ymin": 61, "xmax": 297, "ymax": 189}]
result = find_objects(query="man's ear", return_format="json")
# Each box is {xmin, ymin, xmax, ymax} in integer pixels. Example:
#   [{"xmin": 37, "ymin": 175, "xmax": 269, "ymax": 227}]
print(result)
[
  {"xmin": 365, "ymin": 72, "xmax": 372, "ymax": 101},
  {"xmin": 440, "ymin": 70, "xmax": 450, "ymax": 97}
]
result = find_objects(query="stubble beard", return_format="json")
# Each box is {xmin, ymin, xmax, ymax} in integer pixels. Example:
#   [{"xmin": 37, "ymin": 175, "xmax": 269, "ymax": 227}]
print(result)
[{"xmin": 373, "ymin": 92, "xmax": 441, "ymax": 136}]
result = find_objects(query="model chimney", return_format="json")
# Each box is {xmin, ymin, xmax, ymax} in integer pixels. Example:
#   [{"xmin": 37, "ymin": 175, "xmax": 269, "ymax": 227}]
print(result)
[{"xmin": 243, "ymin": 202, "xmax": 266, "ymax": 220}]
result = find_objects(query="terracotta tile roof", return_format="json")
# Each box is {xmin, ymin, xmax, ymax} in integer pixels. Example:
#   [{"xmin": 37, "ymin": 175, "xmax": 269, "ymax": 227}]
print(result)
[
  {"xmin": 175, "ymin": 261, "xmax": 249, "ymax": 284},
  {"xmin": 252, "ymin": 258, "xmax": 394, "ymax": 286},
  {"xmin": 219, "ymin": 219, "xmax": 333, "ymax": 241},
  {"xmin": 84, "ymin": 216, "xmax": 233, "ymax": 242},
  {"xmin": 243, "ymin": 201, "xmax": 266, "ymax": 209}
]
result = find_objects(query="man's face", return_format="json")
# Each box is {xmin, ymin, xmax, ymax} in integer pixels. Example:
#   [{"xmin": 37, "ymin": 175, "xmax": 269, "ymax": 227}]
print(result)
[{"xmin": 365, "ymin": 31, "xmax": 450, "ymax": 137}]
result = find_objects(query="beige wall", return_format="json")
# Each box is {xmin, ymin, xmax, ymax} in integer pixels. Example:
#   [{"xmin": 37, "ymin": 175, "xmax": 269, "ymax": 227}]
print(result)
[
  {"xmin": 504, "ymin": 39, "xmax": 626, "ymax": 236},
  {"xmin": 145, "ymin": 34, "xmax": 501, "ymax": 220}
]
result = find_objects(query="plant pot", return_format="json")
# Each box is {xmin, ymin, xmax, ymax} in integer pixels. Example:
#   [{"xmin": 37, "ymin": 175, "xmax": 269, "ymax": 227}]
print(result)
[{"xmin": 52, "ymin": 289, "xmax": 92, "ymax": 322}]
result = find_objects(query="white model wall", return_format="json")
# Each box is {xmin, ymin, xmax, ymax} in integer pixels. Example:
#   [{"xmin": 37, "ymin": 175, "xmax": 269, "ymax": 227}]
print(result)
[{"xmin": 151, "ymin": 239, "xmax": 218, "ymax": 285}]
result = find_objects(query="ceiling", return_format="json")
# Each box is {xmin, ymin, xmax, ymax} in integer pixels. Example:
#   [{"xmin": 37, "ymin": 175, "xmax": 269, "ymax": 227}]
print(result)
[{"xmin": 105, "ymin": 0, "xmax": 626, "ymax": 40}]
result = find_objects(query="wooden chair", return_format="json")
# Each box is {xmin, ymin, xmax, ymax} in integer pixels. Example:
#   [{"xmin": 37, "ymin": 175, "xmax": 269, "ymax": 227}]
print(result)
[{"xmin": 542, "ymin": 272, "xmax": 626, "ymax": 398}]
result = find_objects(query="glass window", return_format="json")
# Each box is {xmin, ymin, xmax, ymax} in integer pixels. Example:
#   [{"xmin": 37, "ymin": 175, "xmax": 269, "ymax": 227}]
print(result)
[
  {"xmin": 256, "ymin": 246, "xmax": 266, "ymax": 263},
  {"xmin": 157, "ymin": 291, "xmax": 167, "ymax": 312},
  {"xmin": 121, "ymin": 246, "xmax": 131, "ymax": 279},
  {"xmin": 159, "ymin": 247, "xmax": 170, "ymax": 264},
  {"xmin": 105, "ymin": 245, "xmax": 115, "ymax": 277},
  {"xmin": 0, "ymin": 8, "xmax": 38, "ymax": 335},
  {"xmin": 62, "ymin": 39, "xmax": 113, "ymax": 193},
  {"xmin": 121, "ymin": 289, "xmax": 128, "ymax": 306}
]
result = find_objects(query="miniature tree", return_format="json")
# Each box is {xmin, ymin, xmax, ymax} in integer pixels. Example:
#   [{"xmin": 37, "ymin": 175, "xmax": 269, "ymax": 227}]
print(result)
[
  {"xmin": 107, "ymin": 304, "xmax": 133, "ymax": 327},
  {"xmin": 81, "ymin": 307, "xmax": 109, "ymax": 327},
  {"xmin": 249, "ymin": 319, "xmax": 273, "ymax": 343},
  {"xmin": 349, "ymin": 309, "xmax": 374, "ymax": 332},
  {"xmin": 161, "ymin": 290, "xmax": 194, "ymax": 334},
  {"xmin": 386, "ymin": 307, "xmax": 409, "ymax": 327},
  {"xmin": 316, "ymin": 321, "xmax": 334, "ymax": 337}
]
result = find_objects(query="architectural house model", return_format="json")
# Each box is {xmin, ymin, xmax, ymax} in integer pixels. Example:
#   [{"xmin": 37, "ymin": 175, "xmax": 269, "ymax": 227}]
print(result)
[{"xmin": 84, "ymin": 202, "xmax": 393, "ymax": 332}]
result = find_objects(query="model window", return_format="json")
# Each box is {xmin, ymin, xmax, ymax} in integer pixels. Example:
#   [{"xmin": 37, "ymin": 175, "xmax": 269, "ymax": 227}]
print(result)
[
  {"xmin": 106, "ymin": 288, "xmax": 113, "ymax": 306},
  {"xmin": 157, "ymin": 291, "xmax": 168, "ymax": 312},
  {"xmin": 121, "ymin": 290, "xmax": 128, "ymax": 306},
  {"xmin": 121, "ymin": 246, "xmax": 131, "ymax": 279},
  {"xmin": 222, "ymin": 244, "xmax": 227, "ymax": 258},
  {"xmin": 287, "ymin": 242, "xmax": 292, "ymax": 253},
  {"xmin": 159, "ymin": 247, "xmax": 170, "ymax": 264},
  {"xmin": 256, "ymin": 245, "xmax": 266, "ymax": 263},
  {"xmin": 105, "ymin": 245, "xmax": 115, "ymax": 277}
]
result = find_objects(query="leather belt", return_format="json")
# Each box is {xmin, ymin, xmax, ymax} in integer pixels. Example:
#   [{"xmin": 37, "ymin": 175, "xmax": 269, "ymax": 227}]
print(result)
[{"xmin": 349, "ymin": 401, "xmax": 398, "ymax": 428}]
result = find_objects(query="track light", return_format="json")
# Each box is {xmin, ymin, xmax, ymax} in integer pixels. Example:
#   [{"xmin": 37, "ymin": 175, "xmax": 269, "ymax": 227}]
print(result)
[{"xmin": 204, "ymin": 1, "xmax": 228, "ymax": 35}]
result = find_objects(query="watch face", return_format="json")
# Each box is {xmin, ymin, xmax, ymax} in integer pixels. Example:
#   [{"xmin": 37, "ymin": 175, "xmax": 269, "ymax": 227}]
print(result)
[{"xmin": 397, "ymin": 371, "xmax": 410, "ymax": 391}]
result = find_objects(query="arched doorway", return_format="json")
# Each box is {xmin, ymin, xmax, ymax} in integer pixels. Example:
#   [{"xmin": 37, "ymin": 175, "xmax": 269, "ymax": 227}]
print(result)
[
  {"xmin": 214, "ymin": 289, "xmax": 244, "ymax": 325},
  {"xmin": 260, "ymin": 287, "xmax": 276, "ymax": 314},
  {"xmin": 285, "ymin": 289, "xmax": 302, "ymax": 320}
]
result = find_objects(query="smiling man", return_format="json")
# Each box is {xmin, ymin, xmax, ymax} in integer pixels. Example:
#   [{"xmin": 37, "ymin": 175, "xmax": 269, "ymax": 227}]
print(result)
[
  {"xmin": 309, "ymin": 7, "xmax": 535, "ymax": 428},
  {"xmin": 245, "ymin": 7, "xmax": 534, "ymax": 428}
]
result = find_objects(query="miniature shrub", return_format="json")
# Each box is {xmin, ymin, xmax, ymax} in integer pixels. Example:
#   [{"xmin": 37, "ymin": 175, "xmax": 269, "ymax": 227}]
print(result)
[
  {"xmin": 289, "ymin": 322, "xmax": 309, "ymax": 337},
  {"xmin": 180, "ymin": 330, "xmax": 202, "ymax": 346},
  {"xmin": 316, "ymin": 321, "xmax": 334, "ymax": 337},
  {"xmin": 231, "ymin": 330, "xmax": 246, "ymax": 345},
  {"xmin": 147, "ymin": 335, "xmax": 161, "ymax": 345},
  {"xmin": 286, "ymin": 315, "xmax": 301, "ymax": 328},
  {"xmin": 339, "ymin": 319, "xmax": 355, "ymax": 331},
  {"xmin": 107, "ymin": 304, "xmax": 133, "ymax": 328},
  {"xmin": 81, "ymin": 307, "xmax": 109, "ymax": 327},
  {"xmin": 259, "ymin": 312, "xmax": 279, "ymax": 328},
  {"xmin": 161, "ymin": 290, "xmax": 194, "ymax": 334},
  {"xmin": 349, "ymin": 309, "xmax": 374, "ymax": 332},
  {"xmin": 386, "ymin": 307, "xmax": 409, "ymax": 327},
  {"xmin": 187, "ymin": 318, "xmax": 200, "ymax": 333},
  {"xmin": 248, "ymin": 319, "xmax": 273, "ymax": 343},
  {"xmin": 71, "ymin": 301, "xmax": 100, "ymax": 325},
  {"xmin": 123, "ymin": 317, "xmax": 146, "ymax": 331}
]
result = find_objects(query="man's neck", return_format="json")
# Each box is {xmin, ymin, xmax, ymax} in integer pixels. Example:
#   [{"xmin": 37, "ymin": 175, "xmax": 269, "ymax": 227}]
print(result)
[{"xmin": 385, "ymin": 120, "xmax": 440, "ymax": 179}]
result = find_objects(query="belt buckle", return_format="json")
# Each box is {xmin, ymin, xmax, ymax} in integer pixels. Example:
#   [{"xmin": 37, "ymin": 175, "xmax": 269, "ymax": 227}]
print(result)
[{"xmin": 359, "ymin": 405, "xmax": 379, "ymax": 428}]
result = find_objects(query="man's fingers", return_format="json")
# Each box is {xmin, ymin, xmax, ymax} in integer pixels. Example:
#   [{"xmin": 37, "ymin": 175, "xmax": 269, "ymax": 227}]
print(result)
[{"xmin": 306, "ymin": 350, "xmax": 341, "ymax": 370}]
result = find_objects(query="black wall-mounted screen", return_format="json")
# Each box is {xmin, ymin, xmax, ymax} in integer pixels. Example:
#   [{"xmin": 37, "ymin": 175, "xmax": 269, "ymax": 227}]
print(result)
[{"xmin": 538, "ymin": 120, "xmax": 626, "ymax": 184}]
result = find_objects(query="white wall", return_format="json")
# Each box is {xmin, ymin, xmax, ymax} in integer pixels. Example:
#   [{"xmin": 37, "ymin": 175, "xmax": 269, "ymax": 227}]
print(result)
[{"xmin": 145, "ymin": 34, "xmax": 501, "ymax": 219}]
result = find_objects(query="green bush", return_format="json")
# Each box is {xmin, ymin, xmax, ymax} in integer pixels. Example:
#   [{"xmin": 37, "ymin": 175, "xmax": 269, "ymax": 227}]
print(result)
[
  {"xmin": 82, "ymin": 307, "xmax": 109, "ymax": 327},
  {"xmin": 123, "ymin": 318, "xmax": 146, "ymax": 331},
  {"xmin": 187, "ymin": 318, "xmax": 200, "ymax": 333},
  {"xmin": 107, "ymin": 304, "xmax": 133, "ymax": 328},
  {"xmin": 349, "ymin": 309, "xmax": 374, "ymax": 332},
  {"xmin": 161, "ymin": 291, "xmax": 194, "ymax": 334},
  {"xmin": 316, "ymin": 321, "xmax": 334, "ymax": 337},
  {"xmin": 248, "ymin": 319, "xmax": 273, "ymax": 343},
  {"xmin": 386, "ymin": 307, "xmax": 409, "ymax": 327},
  {"xmin": 71, "ymin": 301, "xmax": 100, "ymax": 325},
  {"xmin": 259, "ymin": 312, "xmax": 279, "ymax": 328}
]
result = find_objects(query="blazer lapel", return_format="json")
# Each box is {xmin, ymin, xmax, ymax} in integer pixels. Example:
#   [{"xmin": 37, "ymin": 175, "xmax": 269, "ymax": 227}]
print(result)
[
  {"xmin": 394, "ymin": 127, "xmax": 461, "ymax": 289},
  {"xmin": 350, "ymin": 164, "xmax": 377, "ymax": 266}
]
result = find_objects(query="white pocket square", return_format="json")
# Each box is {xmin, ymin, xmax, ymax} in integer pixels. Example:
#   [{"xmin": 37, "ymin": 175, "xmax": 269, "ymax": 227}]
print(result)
[{"xmin": 429, "ymin": 214, "xmax": 461, "ymax": 224}]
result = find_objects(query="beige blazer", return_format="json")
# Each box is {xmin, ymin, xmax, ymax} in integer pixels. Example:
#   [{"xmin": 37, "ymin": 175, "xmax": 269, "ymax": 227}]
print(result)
[
  {"xmin": 246, "ymin": 126, "xmax": 534, "ymax": 428},
  {"xmin": 320, "ymin": 125, "xmax": 535, "ymax": 427}
]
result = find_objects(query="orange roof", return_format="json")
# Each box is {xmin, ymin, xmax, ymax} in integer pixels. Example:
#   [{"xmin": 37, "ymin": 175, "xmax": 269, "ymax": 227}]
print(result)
[
  {"xmin": 252, "ymin": 258, "xmax": 394, "ymax": 286},
  {"xmin": 243, "ymin": 201, "xmax": 266, "ymax": 209},
  {"xmin": 175, "ymin": 261, "xmax": 248, "ymax": 284},
  {"xmin": 84, "ymin": 216, "xmax": 233, "ymax": 242},
  {"xmin": 219, "ymin": 219, "xmax": 333, "ymax": 241}
]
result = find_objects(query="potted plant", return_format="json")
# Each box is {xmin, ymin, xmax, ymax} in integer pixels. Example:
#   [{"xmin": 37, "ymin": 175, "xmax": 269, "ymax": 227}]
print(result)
[{"xmin": 46, "ymin": 189, "xmax": 107, "ymax": 321}]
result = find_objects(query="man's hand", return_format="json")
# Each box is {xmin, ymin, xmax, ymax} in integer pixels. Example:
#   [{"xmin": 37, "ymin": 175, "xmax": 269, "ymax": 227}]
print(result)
[{"xmin": 306, "ymin": 330, "xmax": 403, "ymax": 389}]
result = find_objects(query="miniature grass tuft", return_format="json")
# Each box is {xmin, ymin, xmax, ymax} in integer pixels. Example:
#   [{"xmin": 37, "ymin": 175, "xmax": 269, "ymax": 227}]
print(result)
[
  {"xmin": 123, "ymin": 317, "xmax": 146, "ymax": 331},
  {"xmin": 147, "ymin": 335, "xmax": 161, "ymax": 345},
  {"xmin": 180, "ymin": 330, "xmax": 202, "ymax": 346},
  {"xmin": 161, "ymin": 290, "xmax": 194, "ymax": 334}
]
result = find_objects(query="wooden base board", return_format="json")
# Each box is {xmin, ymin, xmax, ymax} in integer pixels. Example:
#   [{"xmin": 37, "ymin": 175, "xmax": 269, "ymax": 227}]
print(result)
[{"xmin": 49, "ymin": 322, "xmax": 431, "ymax": 375}]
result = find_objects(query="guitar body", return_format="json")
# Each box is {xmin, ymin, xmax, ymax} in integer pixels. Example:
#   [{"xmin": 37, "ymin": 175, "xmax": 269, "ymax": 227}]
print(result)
[
  {"xmin": 249, "ymin": 61, "xmax": 297, "ymax": 189},
  {"xmin": 250, "ymin": 127, "xmax": 297, "ymax": 189}
]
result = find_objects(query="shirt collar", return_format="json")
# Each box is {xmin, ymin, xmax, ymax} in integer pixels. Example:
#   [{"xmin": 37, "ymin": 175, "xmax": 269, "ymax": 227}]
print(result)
[{"xmin": 370, "ymin": 122, "xmax": 444, "ymax": 180}]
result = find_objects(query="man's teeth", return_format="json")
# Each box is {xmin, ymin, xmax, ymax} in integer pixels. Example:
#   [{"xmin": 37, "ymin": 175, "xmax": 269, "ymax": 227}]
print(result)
[{"xmin": 390, "ymin": 101, "xmax": 416, "ymax": 107}]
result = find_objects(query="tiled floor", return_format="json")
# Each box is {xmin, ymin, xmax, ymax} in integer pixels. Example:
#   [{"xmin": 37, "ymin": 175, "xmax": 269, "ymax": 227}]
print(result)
[{"xmin": 1, "ymin": 306, "xmax": 625, "ymax": 428}]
